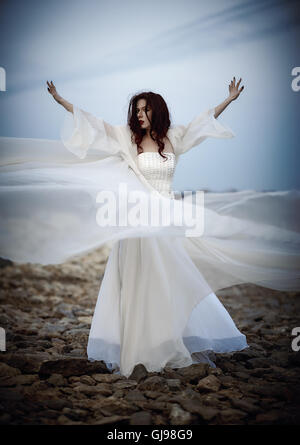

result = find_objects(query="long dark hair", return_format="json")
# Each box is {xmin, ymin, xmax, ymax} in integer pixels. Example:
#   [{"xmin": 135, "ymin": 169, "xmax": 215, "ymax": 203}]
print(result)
[{"xmin": 127, "ymin": 91, "xmax": 171, "ymax": 161}]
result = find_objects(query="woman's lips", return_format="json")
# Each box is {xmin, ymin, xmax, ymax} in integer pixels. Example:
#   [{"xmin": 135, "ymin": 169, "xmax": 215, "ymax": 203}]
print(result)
[{"xmin": 139, "ymin": 120, "xmax": 144, "ymax": 124}]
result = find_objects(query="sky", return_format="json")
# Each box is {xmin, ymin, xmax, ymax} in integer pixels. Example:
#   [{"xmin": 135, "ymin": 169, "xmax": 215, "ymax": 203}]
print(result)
[{"xmin": 0, "ymin": 0, "xmax": 299, "ymax": 192}]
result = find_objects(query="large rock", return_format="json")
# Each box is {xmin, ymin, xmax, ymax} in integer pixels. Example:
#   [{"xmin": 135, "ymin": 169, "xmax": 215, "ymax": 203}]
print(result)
[
  {"xmin": 169, "ymin": 404, "xmax": 192, "ymax": 425},
  {"xmin": 174, "ymin": 364, "xmax": 209, "ymax": 383},
  {"xmin": 175, "ymin": 397, "xmax": 219, "ymax": 422},
  {"xmin": 229, "ymin": 397, "xmax": 262, "ymax": 415},
  {"xmin": 218, "ymin": 408, "xmax": 248, "ymax": 424},
  {"xmin": 129, "ymin": 364, "xmax": 148, "ymax": 382},
  {"xmin": 196, "ymin": 375, "xmax": 221, "ymax": 393},
  {"xmin": 0, "ymin": 362, "xmax": 21, "ymax": 378},
  {"xmin": 1, "ymin": 352, "xmax": 52, "ymax": 373},
  {"xmin": 39, "ymin": 358, "xmax": 109, "ymax": 377},
  {"xmin": 97, "ymin": 398, "xmax": 139, "ymax": 416},
  {"xmin": 129, "ymin": 411, "xmax": 152, "ymax": 425},
  {"xmin": 0, "ymin": 374, "xmax": 38, "ymax": 387},
  {"xmin": 137, "ymin": 376, "xmax": 169, "ymax": 392}
]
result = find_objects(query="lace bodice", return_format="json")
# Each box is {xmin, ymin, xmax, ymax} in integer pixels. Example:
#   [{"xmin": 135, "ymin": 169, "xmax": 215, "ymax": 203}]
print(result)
[{"xmin": 137, "ymin": 152, "xmax": 176, "ymax": 198}]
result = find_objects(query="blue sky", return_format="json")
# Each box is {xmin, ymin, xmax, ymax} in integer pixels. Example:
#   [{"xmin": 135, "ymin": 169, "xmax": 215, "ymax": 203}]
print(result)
[{"xmin": 0, "ymin": 0, "xmax": 299, "ymax": 191}]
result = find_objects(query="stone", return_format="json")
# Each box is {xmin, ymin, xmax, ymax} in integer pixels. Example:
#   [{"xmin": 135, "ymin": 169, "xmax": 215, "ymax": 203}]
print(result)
[
  {"xmin": 196, "ymin": 375, "xmax": 221, "ymax": 393},
  {"xmin": 229, "ymin": 397, "xmax": 262, "ymax": 414},
  {"xmin": 232, "ymin": 350, "xmax": 263, "ymax": 361},
  {"xmin": 0, "ymin": 374, "xmax": 38, "ymax": 387},
  {"xmin": 169, "ymin": 404, "xmax": 192, "ymax": 425},
  {"xmin": 1, "ymin": 250, "xmax": 299, "ymax": 425},
  {"xmin": 2, "ymin": 352, "xmax": 52, "ymax": 373},
  {"xmin": 79, "ymin": 375, "xmax": 96, "ymax": 386},
  {"xmin": 94, "ymin": 415, "xmax": 130, "ymax": 425},
  {"xmin": 216, "ymin": 360, "xmax": 236, "ymax": 373},
  {"xmin": 129, "ymin": 411, "xmax": 152, "ymax": 425},
  {"xmin": 47, "ymin": 374, "xmax": 66, "ymax": 387},
  {"xmin": 56, "ymin": 414, "xmax": 80, "ymax": 425},
  {"xmin": 129, "ymin": 364, "xmax": 148, "ymax": 382},
  {"xmin": 124, "ymin": 390, "xmax": 146, "ymax": 402},
  {"xmin": 0, "ymin": 387, "xmax": 24, "ymax": 401},
  {"xmin": 161, "ymin": 367, "xmax": 183, "ymax": 380},
  {"xmin": 68, "ymin": 349, "xmax": 86, "ymax": 357},
  {"xmin": 288, "ymin": 351, "xmax": 300, "ymax": 366},
  {"xmin": 246, "ymin": 358, "xmax": 274, "ymax": 369},
  {"xmin": 0, "ymin": 362, "xmax": 21, "ymax": 378},
  {"xmin": 133, "ymin": 400, "xmax": 171, "ymax": 414},
  {"xmin": 207, "ymin": 367, "xmax": 223, "ymax": 377},
  {"xmin": 40, "ymin": 398, "xmax": 73, "ymax": 411},
  {"xmin": 73, "ymin": 382, "xmax": 112, "ymax": 397},
  {"xmin": 218, "ymin": 408, "xmax": 248, "ymax": 423},
  {"xmin": 53, "ymin": 303, "xmax": 76, "ymax": 319},
  {"xmin": 98, "ymin": 398, "xmax": 139, "ymax": 416},
  {"xmin": 166, "ymin": 379, "xmax": 181, "ymax": 390},
  {"xmin": 144, "ymin": 391, "xmax": 161, "ymax": 400},
  {"xmin": 62, "ymin": 407, "xmax": 88, "ymax": 420},
  {"xmin": 255, "ymin": 410, "xmax": 284, "ymax": 424},
  {"xmin": 251, "ymin": 383, "xmax": 286, "ymax": 399},
  {"xmin": 137, "ymin": 376, "xmax": 169, "ymax": 392},
  {"xmin": 39, "ymin": 358, "xmax": 109, "ymax": 377},
  {"xmin": 175, "ymin": 364, "xmax": 209, "ymax": 383},
  {"xmin": 113, "ymin": 380, "xmax": 138, "ymax": 390},
  {"xmin": 176, "ymin": 398, "xmax": 218, "ymax": 422},
  {"xmin": 77, "ymin": 316, "xmax": 92, "ymax": 324},
  {"xmin": 179, "ymin": 387, "xmax": 202, "ymax": 400},
  {"xmin": 91, "ymin": 373, "xmax": 124, "ymax": 384},
  {"xmin": 249, "ymin": 367, "xmax": 271, "ymax": 377},
  {"xmin": 218, "ymin": 375, "xmax": 236, "ymax": 387}
]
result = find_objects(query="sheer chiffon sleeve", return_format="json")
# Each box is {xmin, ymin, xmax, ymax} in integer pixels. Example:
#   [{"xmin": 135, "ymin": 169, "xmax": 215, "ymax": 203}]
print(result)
[
  {"xmin": 60, "ymin": 106, "xmax": 123, "ymax": 160},
  {"xmin": 172, "ymin": 107, "xmax": 235, "ymax": 155}
]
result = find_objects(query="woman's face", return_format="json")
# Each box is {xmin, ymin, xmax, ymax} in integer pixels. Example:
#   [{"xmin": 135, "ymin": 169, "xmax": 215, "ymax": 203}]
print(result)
[{"xmin": 136, "ymin": 99, "xmax": 152, "ymax": 131}]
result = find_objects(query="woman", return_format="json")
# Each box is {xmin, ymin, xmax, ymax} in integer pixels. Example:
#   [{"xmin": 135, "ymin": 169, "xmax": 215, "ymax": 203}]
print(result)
[{"xmin": 0, "ymin": 79, "xmax": 299, "ymax": 377}]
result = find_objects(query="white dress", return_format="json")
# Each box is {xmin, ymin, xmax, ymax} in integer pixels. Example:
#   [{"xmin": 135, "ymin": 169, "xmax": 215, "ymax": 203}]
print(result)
[
  {"xmin": 87, "ymin": 152, "xmax": 248, "ymax": 377},
  {"xmin": 0, "ymin": 106, "xmax": 299, "ymax": 379}
]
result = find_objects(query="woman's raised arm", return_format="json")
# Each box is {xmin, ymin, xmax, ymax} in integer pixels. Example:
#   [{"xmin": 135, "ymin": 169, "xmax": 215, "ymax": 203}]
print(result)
[
  {"xmin": 214, "ymin": 76, "xmax": 244, "ymax": 118},
  {"xmin": 46, "ymin": 80, "xmax": 73, "ymax": 113}
]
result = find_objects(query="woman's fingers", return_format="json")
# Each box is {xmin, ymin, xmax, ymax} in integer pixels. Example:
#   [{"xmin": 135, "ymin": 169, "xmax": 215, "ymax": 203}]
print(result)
[
  {"xmin": 231, "ymin": 77, "xmax": 244, "ymax": 91},
  {"xmin": 228, "ymin": 77, "xmax": 244, "ymax": 100},
  {"xmin": 46, "ymin": 80, "xmax": 56, "ymax": 95}
]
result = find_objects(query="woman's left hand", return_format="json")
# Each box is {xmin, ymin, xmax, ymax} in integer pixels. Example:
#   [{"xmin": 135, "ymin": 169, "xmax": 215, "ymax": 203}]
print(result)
[{"xmin": 228, "ymin": 77, "xmax": 244, "ymax": 101}]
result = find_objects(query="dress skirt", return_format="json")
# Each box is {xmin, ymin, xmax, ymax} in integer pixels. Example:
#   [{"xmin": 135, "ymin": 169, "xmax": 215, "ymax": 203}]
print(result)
[{"xmin": 87, "ymin": 236, "xmax": 248, "ymax": 378}]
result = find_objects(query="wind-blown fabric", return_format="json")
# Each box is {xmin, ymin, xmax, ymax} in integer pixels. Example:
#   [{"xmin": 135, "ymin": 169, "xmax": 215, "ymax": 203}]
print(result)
[
  {"xmin": 1, "ymin": 105, "xmax": 300, "ymax": 376},
  {"xmin": 0, "ymin": 106, "xmax": 299, "ymax": 296}
]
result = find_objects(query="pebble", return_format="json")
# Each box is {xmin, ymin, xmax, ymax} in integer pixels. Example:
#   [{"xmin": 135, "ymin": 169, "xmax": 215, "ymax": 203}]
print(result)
[{"xmin": 0, "ymin": 248, "xmax": 299, "ymax": 425}]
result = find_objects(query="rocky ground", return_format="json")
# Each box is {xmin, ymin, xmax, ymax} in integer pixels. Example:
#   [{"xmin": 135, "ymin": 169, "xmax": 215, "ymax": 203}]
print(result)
[{"xmin": 0, "ymin": 244, "xmax": 299, "ymax": 425}]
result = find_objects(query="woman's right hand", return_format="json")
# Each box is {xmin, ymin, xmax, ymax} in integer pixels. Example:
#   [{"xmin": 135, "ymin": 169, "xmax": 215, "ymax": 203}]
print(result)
[
  {"xmin": 46, "ymin": 81, "xmax": 73, "ymax": 113},
  {"xmin": 47, "ymin": 80, "xmax": 58, "ymax": 98}
]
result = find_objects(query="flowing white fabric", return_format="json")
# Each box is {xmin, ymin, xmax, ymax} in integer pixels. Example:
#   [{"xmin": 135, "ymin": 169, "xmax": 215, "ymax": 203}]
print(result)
[
  {"xmin": 87, "ymin": 237, "xmax": 248, "ymax": 376},
  {"xmin": 0, "ymin": 105, "xmax": 299, "ymax": 376}
]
